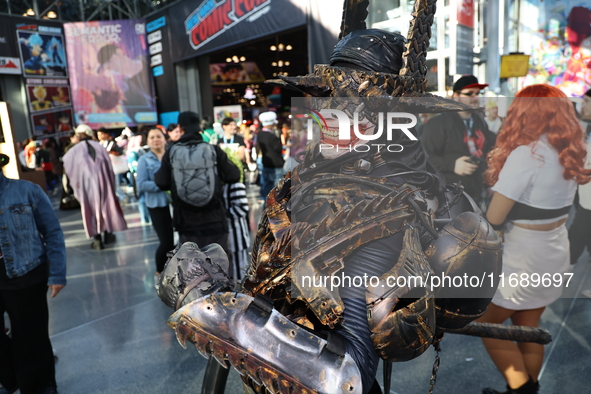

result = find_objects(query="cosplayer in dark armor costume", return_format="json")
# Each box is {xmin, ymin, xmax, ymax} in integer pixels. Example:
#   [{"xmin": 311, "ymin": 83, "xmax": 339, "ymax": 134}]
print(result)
[{"xmin": 157, "ymin": 1, "xmax": 551, "ymax": 393}]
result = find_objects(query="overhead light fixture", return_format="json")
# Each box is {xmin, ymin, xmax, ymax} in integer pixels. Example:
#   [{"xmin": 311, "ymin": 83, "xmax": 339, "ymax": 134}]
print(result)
[
  {"xmin": 271, "ymin": 62, "xmax": 277, "ymax": 67},
  {"xmin": 250, "ymin": 100, "xmax": 256, "ymax": 105},
  {"xmin": 270, "ymin": 45, "xmax": 277, "ymax": 51},
  {"xmin": 278, "ymin": 43, "xmax": 285, "ymax": 51},
  {"xmin": 277, "ymin": 60, "xmax": 284, "ymax": 67},
  {"xmin": 240, "ymin": 56, "xmax": 246, "ymax": 62},
  {"xmin": 26, "ymin": 8, "xmax": 35, "ymax": 15},
  {"xmin": 47, "ymin": 11, "xmax": 57, "ymax": 18},
  {"xmin": 273, "ymin": 72, "xmax": 277, "ymax": 77},
  {"xmin": 285, "ymin": 61, "xmax": 290, "ymax": 66},
  {"xmin": 226, "ymin": 57, "xmax": 232, "ymax": 62},
  {"xmin": 286, "ymin": 45, "xmax": 293, "ymax": 50},
  {"xmin": 232, "ymin": 55, "xmax": 239, "ymax": 63}
]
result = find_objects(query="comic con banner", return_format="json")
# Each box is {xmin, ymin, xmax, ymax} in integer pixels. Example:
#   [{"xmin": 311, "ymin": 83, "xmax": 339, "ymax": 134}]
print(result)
[
  {"xmin": 64, "ymin": 19, "xmax": 157, "ymax": 129},
  {"xmin": 165, "ymin": 0, "xmax": 306, "ymax": 62}
]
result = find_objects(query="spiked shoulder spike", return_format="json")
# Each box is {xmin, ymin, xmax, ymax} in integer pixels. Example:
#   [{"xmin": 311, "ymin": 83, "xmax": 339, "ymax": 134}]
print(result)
[
  {"xmin": 399, "ymin": 0, "xmax": 437, "ymax": 92},
  {"xmin": 338, "ymin": 0, "xmax": 369, "ymax": 40}
]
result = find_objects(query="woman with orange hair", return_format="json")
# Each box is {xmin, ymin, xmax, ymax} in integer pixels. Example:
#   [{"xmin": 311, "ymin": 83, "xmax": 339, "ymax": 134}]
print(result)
[{"xmin": 479, "ymin": 84, "xmax": 591, "ymax": 394}]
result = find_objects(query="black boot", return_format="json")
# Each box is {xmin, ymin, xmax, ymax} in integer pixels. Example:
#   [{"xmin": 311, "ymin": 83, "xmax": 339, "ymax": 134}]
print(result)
[
  {"xmin": 103, "ymin": 231, "xmax": 116, "ymax": 244},
  {"xmin": 91, "ymin": 234, "xmax": 104, "ymax": 250},
  {"xmin": 483, "ymin": 377, "xmax": 539, "ymax": 394}
]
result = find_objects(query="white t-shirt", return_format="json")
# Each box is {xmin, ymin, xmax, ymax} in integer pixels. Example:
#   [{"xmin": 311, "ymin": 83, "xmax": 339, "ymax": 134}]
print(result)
[{"xmin": 491, "ymin": 135, "xmax": 577, "ymax": 224}]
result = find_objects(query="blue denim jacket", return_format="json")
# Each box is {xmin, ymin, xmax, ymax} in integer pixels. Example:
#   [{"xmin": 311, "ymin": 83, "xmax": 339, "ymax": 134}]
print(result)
[
  {"xmin": 136, "ymin": 150, "xmax": 169, "ymax": 209},
  {"xmin": 0, "ymin": 173, "xmax": 66, "ymax": 285}
]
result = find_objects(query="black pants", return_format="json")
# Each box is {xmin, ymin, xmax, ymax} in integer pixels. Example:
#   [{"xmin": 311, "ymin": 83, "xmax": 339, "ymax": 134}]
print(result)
[
  {"xmin": 568, "ymin": 203, "xmax": 591, "ymax": 264},
  {"xmin": 334, "ymin": 233, "xmax": 404, "ymax": 394},
  {"xmin": 0, "ymin": 281, "xmax": 55, "ymax": 394},
  {"xmin": 148, "ymin": 207, "xmax": 175, "ymax": 273}
]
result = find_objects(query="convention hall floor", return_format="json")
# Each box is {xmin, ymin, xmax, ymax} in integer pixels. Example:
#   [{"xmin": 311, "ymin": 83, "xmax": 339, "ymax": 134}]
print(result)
[{"xmin": 8, "ymin": 190, "xmax": 591, "ymax": 393}]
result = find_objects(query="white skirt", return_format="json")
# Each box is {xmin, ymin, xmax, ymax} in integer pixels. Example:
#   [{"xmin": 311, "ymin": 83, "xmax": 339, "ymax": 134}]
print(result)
[{"xmin": 492, "ymin": 223, "xmax": 570, "ymax": 310}]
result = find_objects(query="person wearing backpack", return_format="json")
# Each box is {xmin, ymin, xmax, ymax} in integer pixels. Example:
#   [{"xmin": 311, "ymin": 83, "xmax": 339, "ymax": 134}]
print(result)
[{"xmin": 154, "ymin": 111, "xmax": 241, "ymax": 251}]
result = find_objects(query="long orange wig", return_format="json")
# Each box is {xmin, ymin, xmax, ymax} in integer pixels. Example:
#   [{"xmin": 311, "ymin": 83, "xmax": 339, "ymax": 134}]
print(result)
[{"xmin": 484, "ymin": 84, "xmax": 591, "ymax": 186}]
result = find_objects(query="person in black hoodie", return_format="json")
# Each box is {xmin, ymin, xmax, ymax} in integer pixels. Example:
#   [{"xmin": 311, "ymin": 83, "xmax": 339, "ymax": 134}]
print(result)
[
  {"xmin": 154, "ymin": 111, "xmax": 240, "ymax": 252},
  {"xmin": 421, "ymin": 75, "xmax": 497, "ymax": 204}
]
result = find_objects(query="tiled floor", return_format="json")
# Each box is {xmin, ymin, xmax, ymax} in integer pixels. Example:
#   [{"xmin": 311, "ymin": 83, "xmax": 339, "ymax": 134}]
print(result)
[{"xmin": 14, "ymin": 191, "xmax": 591, "ymax": 393}]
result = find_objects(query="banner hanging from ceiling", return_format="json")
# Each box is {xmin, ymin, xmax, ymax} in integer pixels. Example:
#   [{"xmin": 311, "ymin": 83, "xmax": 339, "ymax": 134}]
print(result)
[
  {"xmin": 166, "ymin": 0, "xmax": 307, "ymax": 62},
  {"xmin": 64, "ymin": 19, "xmax": 157, "ymax": 128}
]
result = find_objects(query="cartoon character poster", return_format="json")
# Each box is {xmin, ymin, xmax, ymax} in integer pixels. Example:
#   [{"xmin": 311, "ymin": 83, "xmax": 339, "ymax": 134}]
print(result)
[
  {"xmin": 31, "ymin": 108, "xmax": 74, "ymax": 137},
  {"xmin": 16, "ymin": 30, "xmax": 67, "ymax": 78},
  {"xmin": 26, "ymin": 85, "xmax": 71, "ymax": 112},
  {"xmin": 522, "ymin": 0, "xmax": 591, "ymax": 96},
  {"xmin": 63, "ymin": 19, "xmax": 157, "ymax": 129}
]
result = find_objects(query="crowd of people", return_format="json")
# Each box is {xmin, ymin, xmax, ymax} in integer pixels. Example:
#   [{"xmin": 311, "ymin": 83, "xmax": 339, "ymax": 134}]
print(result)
[{"xmin": 2, "ymin": 76, "xmax": 591, "ymax": 394}]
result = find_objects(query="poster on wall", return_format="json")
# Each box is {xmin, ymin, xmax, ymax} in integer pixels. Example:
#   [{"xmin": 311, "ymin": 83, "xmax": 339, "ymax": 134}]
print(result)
[
  {"xmin": 213, "ymin": 105, "xmax": 243, "ymax": 123},
  {"xmin": 210, "ymin": 62, "xmax": 265, "ymax": 85},
  {"xmin": 522, "ymin": 0, "xmax": 591, "ymax": 96},
  {"xmin": 0, "ymin": 57, "xmax": 21, "ymax": 74},
  {"xmin": 64, "ymin": 19, "xmax": 157, "ymax": 129},
  {"xmin": 16, "ymin": 28, "xmax": 68, "ymax": 78},
  {"xmin": 26, "ymin": 85, "xmax": 71, "ymax": 112},
  {"xmin": 30, "ymin": 108, "xmax": 74, "ymax": 137},
  {"xmin": 0, "ymin": 19, "xmax": 21, "ymax": 75}
]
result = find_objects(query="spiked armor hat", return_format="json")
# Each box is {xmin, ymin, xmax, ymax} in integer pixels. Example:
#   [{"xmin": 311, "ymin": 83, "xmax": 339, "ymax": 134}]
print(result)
[
  {"xmin": 267, "ymin": 0, "xmax": 471, "ymax": 114},
  {"xmin": 329, "ymin": 29, "xmax": 406, "ymax": 74}
]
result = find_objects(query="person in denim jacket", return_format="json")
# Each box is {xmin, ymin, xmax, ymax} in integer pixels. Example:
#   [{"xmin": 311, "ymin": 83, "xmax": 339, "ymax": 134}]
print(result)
[
  {"xmin": 0, "ymin": 154, "xmax": 66, "ymax": 394},
  {"xmin": 136, "ymin": 128, "xmax": 174, "ymax": 278}
]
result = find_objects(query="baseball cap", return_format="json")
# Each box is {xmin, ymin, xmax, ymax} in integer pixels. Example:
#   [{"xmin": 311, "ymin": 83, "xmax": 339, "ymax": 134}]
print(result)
[
  {"xmin": 453, "ymin": 75, "xmax": 489, "ymax": 92},
  {"xmin": 178, "ymin": 111, "xmax": 202, "ymax": 134},
  {"xmin": 259, "ymin": 111, "xmax": 278, "ymax": 127},
  {"xmin": 75, "ymin": 124, "xmax": 95, "ymax": 138}
]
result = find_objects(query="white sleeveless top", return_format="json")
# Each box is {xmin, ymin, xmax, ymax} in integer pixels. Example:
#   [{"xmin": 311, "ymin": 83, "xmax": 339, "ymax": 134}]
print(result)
[{"xmin": 491, "ymin": 135, "xmax": 577, "ymax": 224}]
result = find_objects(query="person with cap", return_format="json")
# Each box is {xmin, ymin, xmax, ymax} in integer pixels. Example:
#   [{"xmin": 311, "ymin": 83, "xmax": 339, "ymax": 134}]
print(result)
[
  {"xmin": 62, "ymin": 124, "xmax": 128, "ymax": 250},
  {"xmin": 154, "ymin": 111, "xmax": 240, "ymax": 251},
  {"xmin": 421, "ymin": 75, "xmax": 497, "ymax": 204},
  {"xmin": 0, "ymin": 153, "xmax": 66, "ymax": 394},
  {"xmin": 256, "ymin": 111, "xmax": 284, "ymax": 201}
]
